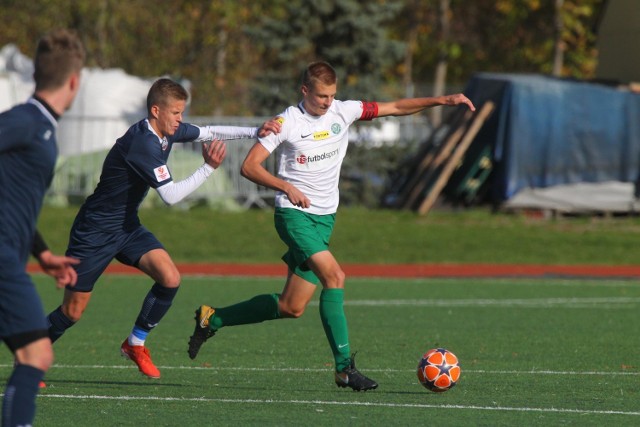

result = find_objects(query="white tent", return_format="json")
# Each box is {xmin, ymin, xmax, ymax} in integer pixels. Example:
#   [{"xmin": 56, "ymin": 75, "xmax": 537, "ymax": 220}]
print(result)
[{"xmin": 0, "ymin": 43, "xmax": 155, "ymax": 156}]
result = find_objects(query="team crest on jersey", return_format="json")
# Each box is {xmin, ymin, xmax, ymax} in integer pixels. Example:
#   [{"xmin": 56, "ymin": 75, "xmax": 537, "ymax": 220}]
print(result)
[
  {"xmin": 331, "ymin": 123, "xmax": 341, "ymax": 135},
  {"xmin": 154, "ymin": 165, "xmax": 171, "ymax": 182},
  {"xmin": 276, "ymin": 116, "xmax": 285, "ymax": 125},
  {"xmin": 161, "ymin": 137, "xmax": 169, "ymax": 151}
]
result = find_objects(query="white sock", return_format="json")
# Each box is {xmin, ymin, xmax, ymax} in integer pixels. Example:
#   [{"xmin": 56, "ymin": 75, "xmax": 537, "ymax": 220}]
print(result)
[{"xmin": 128, "ymin": 334, "xmax": 145, "ymax": 346}]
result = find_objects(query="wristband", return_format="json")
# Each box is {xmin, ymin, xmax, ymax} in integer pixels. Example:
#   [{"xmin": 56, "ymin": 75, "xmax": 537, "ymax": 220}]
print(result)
[{"xmin": 31, "ymin": 230, "xmax": 49, "ymax": 257}]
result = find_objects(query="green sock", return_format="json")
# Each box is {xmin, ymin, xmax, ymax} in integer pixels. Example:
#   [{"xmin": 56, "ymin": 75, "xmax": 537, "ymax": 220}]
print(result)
[
  {"xmin": 210, "ymin": 293, "xmax": 280, "ymax": 330},
  {"xmin": 319, "ymin": 288, "xmax": 351, "ymax": 372}
]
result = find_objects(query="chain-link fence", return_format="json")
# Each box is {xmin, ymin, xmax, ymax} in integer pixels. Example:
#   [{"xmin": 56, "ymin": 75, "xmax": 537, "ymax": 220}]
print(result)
[{"xmin": 48, "ymin": 114, "xmax": 431, "ymax": 209}]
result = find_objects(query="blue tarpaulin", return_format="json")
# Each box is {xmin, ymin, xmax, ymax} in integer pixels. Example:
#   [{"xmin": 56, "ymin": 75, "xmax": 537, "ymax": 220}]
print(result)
[{"xmin": 463, "ymin": 73, "xmax": 640, "ymax": 202}]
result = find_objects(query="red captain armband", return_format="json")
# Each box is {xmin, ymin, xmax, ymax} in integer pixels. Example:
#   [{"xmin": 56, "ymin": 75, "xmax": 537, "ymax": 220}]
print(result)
[{"xmin": 359, "ymin": 101, "xmax": 379, "ymax": 121}]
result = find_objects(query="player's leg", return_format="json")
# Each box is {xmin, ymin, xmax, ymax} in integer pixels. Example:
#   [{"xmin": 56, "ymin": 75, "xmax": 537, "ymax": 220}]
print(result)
[
  {"xmin": 48, "ymin": 288, "xmax": 92, "ymax": 343},
  {"xmin": 187, "ymin": 278, "xmax": 290, "ymax": 360},
  {"xmin": 304, "ymin": 250, "xmax": 351, "ymax": 368},
  {"xmin": 188, "ymin": 206, "xmax": 333, "ymax": 359},
  {"xmin": 305, "ymin": 247, "xmax": 378, "ymax": 391},
  {"xmin": 4, "ymin": 338, "xmax": 52, "ymax": 427},
  {"xmin": 1, "ymin": 269, "xmax": 52, "ymax": 426},
  {"xmin": 132, "ymin": 247, "xmax": 180, "ymax": 346},
  {"xmin": 117, "ymin": 227, "xmax": 176, "ymax": 378},
  {"xmin": 47, "ymin": 224, "xmax": 115, "ymax": 343}
]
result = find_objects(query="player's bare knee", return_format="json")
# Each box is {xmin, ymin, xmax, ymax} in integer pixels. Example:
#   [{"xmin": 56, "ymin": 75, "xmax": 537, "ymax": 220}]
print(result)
[
  {"xmin": 160, "ymin": 269, "xmax": 181, "ymax": 287},
  {"xmin": 38, "ymin": 348, "xmax": 54, "ymax": 371},
  {"xmin": 278, "ymin": 303, "xmax": 306, "ymax": 318},
  {"xmin": 323, "ymin": 269, "xmax": 346, "ymax": 289},
  {"xmin": 19, "ymin": 344, "xmax": 54, "ymax": 371}
]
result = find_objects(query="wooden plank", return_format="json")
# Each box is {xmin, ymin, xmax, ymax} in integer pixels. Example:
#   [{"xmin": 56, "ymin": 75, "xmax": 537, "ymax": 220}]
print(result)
[
  {"xmin": 417, "ymin": 101, "xmax": 495, "ymax": 215},
  {"xmin": 386, "ymin": 109, "xmax": 467, "ymax": 208},
  {"xmin": 400, "ymin": 109, "xmax": 474, "ymax": 209}
]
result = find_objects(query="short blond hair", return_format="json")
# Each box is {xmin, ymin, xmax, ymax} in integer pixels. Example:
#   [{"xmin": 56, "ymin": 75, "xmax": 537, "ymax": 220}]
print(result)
[
  {"xmin": 146, "ymin": 78, "xmax": 189, "ymax": 114},
  {"xmin": 302, "ymin": 61, "xmax": 337, "ymax": 88}
]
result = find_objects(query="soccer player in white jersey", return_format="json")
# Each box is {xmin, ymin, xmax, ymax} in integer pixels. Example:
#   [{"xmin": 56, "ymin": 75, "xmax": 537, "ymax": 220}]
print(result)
[
  {"xmin": 189, "ymin": 61, "xmax": 475, "ymax": 391},
  {"xmin": 45, "ymin": 78, "xmax": 281, "ymax": 380}
]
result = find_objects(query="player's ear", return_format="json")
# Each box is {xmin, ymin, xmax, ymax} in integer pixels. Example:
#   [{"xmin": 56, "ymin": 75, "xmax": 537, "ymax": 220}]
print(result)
[
  {"xmin": 68, "ymin": 72, "xmax": 80, "ymax": 93},
  {"xmin": 301, "ymin": 85, "xmax": 309, "ymax": 96},
  {"xmin": 149, "ymin": 105, "xmax": 160, "ymax": 120}
]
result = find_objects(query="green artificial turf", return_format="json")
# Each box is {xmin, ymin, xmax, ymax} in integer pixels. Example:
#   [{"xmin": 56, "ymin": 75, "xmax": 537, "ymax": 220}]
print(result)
[{"xmin": 9, "ymin": 275, "xmax": 638, "ymax": 426}]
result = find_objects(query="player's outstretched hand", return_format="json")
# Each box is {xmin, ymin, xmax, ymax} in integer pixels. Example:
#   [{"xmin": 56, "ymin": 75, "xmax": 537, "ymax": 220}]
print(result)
[
  {"xmin": 202, "ymin": 139, "xmax": 227, "ymax": 169},
  {"xmin": 257, "ymin": 117, "xmax": 282, "ymax": 137},
  {"xmin": 445, "ymin": 93, "xmax": 476, "ymax": 111},
  {"xmin": 37, "ymin": 250, "xmax": 80, "ymax": 289}
]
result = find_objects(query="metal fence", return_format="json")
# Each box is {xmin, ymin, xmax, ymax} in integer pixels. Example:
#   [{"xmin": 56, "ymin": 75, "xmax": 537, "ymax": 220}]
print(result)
[{"xmin": 48, "ymin": 114, "xmax": 431, "ymax": 209}]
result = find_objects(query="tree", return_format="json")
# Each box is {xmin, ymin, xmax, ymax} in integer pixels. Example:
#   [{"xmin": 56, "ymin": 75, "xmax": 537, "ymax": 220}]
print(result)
[{"xmin": 245, "ymin": 0, "xmax": 406, "ymax": 115}]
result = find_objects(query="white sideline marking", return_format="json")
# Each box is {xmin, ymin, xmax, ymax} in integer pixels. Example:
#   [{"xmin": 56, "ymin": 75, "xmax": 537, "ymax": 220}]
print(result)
[
  {"xmin": 35, "ymin": 394, "xmax": 640, "ymax": 416},
  {"xmin": 315, "ymin": 297, "xmax": 640, "ymax": 308},
  {"xmin": 1, "ymin": 364, "xmax": 637, "ymax": 376}
]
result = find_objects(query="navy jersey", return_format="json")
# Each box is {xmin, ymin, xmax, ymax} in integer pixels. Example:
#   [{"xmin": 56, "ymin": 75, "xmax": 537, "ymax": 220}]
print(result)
[
  {"xmin": 76, "ymin": 119, "xmax": 200, "ymax": 232},
  {"xmin": 0, "ymin": 98, "xmax": 58, "ymax": 265}
]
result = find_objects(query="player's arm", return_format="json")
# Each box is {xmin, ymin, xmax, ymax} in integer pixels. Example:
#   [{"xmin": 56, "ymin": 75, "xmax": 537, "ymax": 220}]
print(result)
[
  {"xmin": 31, "ymin": 230, "xmax": 79, "ymax": 289},
  {"xmin": 241, "ymin": 142, "xmax": 310, "ymax": 209},
  {"xmin": 375, "ymin": 94, "xmax": 476, "ymax": 118},
  {"xmin": 195, "ymin": 118, "xmax": 281, "ymax": 142},
  {"xmin": 155, "ymin": 139, "xmax": 226, "ymax": 205}
]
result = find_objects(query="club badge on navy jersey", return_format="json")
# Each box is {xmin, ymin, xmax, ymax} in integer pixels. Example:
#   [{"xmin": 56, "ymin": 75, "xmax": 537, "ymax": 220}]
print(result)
[
  {"xmin": 154, "ymin": 165, "xmax": 171, "ymax": 182},
  {"xmin": 161, "ymin": 137, "xmax": 168, "ymax": 151}
]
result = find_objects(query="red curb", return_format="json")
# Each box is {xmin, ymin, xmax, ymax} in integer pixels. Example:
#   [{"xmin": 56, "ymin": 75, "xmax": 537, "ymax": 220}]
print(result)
[{"xmin": 26, "ymin": 263, "xmax": 640, "ymax": 278}]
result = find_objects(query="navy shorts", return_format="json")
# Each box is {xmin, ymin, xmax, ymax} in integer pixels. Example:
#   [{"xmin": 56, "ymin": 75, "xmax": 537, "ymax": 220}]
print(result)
[
  {"xmin": 66, "ymin": 222, "xmax": 164, "ymax": 292},
  {"xmin": 0, "ymin": 250, "xmax": 48, "ymax": 348}
]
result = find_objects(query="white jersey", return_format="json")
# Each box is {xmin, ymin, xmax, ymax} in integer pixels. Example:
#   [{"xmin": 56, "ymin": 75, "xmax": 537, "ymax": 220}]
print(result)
[{"xmin": 259, "ymin": 100, "xmax": 371, "ymax": 214}]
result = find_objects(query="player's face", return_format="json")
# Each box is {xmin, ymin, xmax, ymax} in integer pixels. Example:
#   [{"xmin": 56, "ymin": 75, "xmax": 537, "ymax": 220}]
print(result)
[
  {"xmin": 302, "ymin": 82, "xmax": 336, "ymax": 116},
  {"xmin": 152, "ymin": 97, "xmax": 186, "ymax": 138}
]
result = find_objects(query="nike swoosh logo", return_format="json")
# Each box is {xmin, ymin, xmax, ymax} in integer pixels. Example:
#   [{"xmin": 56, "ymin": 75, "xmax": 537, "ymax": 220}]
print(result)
[
  {"xmin": 301, "ymin": 133, "xmax": 312, "ymax": 138},
  {"xmin": 338, "ymin": 344, "xmax": 348, "ymax": 349}
]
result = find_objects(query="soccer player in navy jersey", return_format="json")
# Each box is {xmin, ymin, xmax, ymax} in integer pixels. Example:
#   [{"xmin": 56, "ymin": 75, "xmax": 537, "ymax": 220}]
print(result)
[
  {"xmin": 45, "ymin": 78, "xmax": 281, "ymax": 379},
  {"xmin": 0, "ymin": 29, "xmax": 85, "ymax": 427},
  {"xmin": 189, "ymin": 61, "xmax": 475, "ymax": 391}
]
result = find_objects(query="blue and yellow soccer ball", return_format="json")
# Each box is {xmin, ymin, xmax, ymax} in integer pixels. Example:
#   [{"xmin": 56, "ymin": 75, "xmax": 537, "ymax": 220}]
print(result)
[{"xmin": 417, "ymin": 348, "xmax": 461, "ymax": 392}]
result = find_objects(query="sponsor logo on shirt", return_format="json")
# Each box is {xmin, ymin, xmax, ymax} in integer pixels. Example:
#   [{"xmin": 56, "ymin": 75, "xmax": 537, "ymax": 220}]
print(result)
[
  {"xmin": 295, "ymin": 148, "xmax": 339, "ymax": 165},
  {"xmin": 312, "ymin": 131, "xmax": 330, "ymax": 140},
  {"xmin": 276, "ymin": 116, "xmax": 285, "ymax": 125},
  {"xmin": 153, "ymin": 165, "xmax": 171, "ymax": 182}
]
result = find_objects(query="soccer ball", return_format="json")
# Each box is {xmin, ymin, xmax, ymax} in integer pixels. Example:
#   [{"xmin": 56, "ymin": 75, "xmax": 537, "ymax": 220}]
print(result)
[{"xmin": 417, "ymin": 348, "xmax": 460, "ymax": 392}]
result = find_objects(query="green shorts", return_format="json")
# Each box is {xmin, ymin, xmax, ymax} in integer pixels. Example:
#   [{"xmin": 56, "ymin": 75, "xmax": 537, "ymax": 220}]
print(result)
[{"xmin": 274, "ymin": 207, "xmax": 336, "ymax": 285}]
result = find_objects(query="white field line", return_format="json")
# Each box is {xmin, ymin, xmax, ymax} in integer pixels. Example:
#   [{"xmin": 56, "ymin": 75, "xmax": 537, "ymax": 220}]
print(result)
[
  {"xmin": 33, "ymin": 394, "xmax": 640, "ymax": 416},
  {"xmin": 187, "ymin": 276, "xmax": 640, "ymax": 287},
  {"xmin": 1, "ymin": 364, "xmax": 637, "ymax": 376},
  {"xmin": 309, "ymin": 297, "xmax": 640, "ymax": 308}
]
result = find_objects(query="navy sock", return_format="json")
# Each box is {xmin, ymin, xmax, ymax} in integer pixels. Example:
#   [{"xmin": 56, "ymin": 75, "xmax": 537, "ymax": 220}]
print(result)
[
  {"xmin": 2, "ymin": 364, "xmax": 44, "ymax": 427},
  {"xmin": 134, "ymin": 283, "xmax": 179, "ymax": 332},
  {"xmin": 47, "ymin": 305, "xmax": 76, "ymax": 343}
]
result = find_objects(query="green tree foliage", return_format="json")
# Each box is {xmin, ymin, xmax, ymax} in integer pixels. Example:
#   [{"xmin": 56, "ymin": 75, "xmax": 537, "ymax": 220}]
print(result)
[
  {"xmin": 0, "ymin": 0, "xmax": 605, "ymax": 115},
  {"xmin": 245, "ymin": 0, "xmax": 406, "ymax": 115}
]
